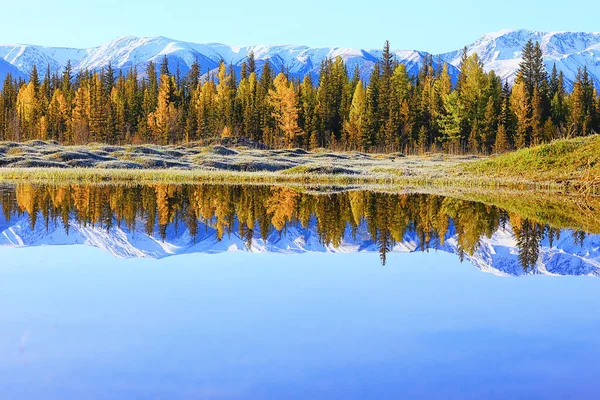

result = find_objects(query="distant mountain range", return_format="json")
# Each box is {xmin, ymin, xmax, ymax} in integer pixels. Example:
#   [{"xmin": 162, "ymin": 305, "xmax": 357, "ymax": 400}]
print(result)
[
  {"xmin": 1, "ymin": 29, "xmax": 600, "ymax": 89},
  {"xmin": 0, "ymin": 213, "xmax": 598, "ymax": 277}
]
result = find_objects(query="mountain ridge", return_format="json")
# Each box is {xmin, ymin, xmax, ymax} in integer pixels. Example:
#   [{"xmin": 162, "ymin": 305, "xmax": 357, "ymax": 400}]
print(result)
[
  {"xmin": 1, "ymin": 29, "xmax": 599, "ymax": 89},
  {"xmin": 0, "ymin": 35, "xmax": 452, "ymax": 83}
]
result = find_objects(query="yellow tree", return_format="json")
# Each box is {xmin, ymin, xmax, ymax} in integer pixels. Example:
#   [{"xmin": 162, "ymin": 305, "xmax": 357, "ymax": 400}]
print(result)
[
  {"xmin": 510, "ymin": 78, "xmax": 530, "ymax": 148},
  {"xmin": 237, "ymin": 72, "xmax": 259, "ymax": 140},
  {"xmin": 71, "ymin": 84, "xmax": 91, "ymax": 144},
  {"xmin": 494, "ymin": 123, "xmax": 510, "ymax": 153},
  {"xmin": 148, "ymin": 74, "xmax": 179, "ymax": 144},
  {"xmin": 269, "ymin": 73, "xmax": 302, "ymax": 148},
  {"xmin": 343, "ymin": 81, "xmax": 366, "ymax": 150},
  {"xmin": 48, "ymin": 88, "xmax": 69, "ymax": 142},
  {"xmin": 196, "ymin": 79, "xmax": 218, "ymax": 139},
  {"xmin": 215, "ymin": 62, "xmax": 234, "ymax": 137},
  {"xmin": 16, "ymin": 81, "xmax": 38, "ymax": 140}
]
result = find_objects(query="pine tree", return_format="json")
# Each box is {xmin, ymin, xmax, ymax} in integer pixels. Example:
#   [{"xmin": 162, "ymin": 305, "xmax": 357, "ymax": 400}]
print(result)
[
  {"xmin": 269, "ymin": 73, "xmax": 302, "ymax": 147},
  {"xmin": 364, "ymin": 64, "xmax": 380, "ymax": 149},
  {"xmin": 16, "ymin": 81, "xmax": 38, "ymax": 139},
  {"xmin": 439, "ymin": 91, "xmax": 462, "ymax": 153},
  {"xmin": 569, "ymin": 67, "xmax": 596, "ymax": 136},
  {"xmin": 510, "ymin": 78, "xmax": 530, "ymax": 148},
  {"xmin": 247, "ymin": 51, "xmax": 256, "ymax": 74},
  {"xmin": 468, "ymin": 120, "xmax": 480, "ymax": 153},
  {"xmin": 343, "ymin": 81, "xmax": 367, "ymax": 149},
  {"xmin": 215, "ymin": 62, "xmax": 235, "ymax": 137},
  {"xmin": 417, "ymin": 125, "xmax": 428, "ymax": 154},
  {"xmin": 62, "ymin": 60, "xmax": 73, "ymax": 106},
  {"xmin": 518, "ymin": 40, "xmax": 547, "ymax": 96},
  {"xmin": 160, "ymin": 55, "xmax": 170, "ymax": 76},
  {"xmin": 392, "ymin": 64, "xmax": 413, "ymax": 150},
  {"xmin": 494, "ymin": 123, "xmax": 510, "ymax": 153},
  {"xmin": 530, "ymin": 86, "xmax": 544, "ymax": 145},
  {"xmin": 258, "ymin": 59, "xmax": 275, "ymax": 140},
  {"xmin": 550, "ymin": 71, "xmax": 567, "ymax": 128},
  {"xmin": 299, "ymin": 74, "xmax": 318, "ymax": 149},
  {"xmin": 237, "ymin": 71, "xmax": 260, "ymax": 142},
  {"xmin": 482, "ymin": 96, "xmax": 497, "ymax": 153},
  {"xmin": 30, "ymin": 65, "xmax": 41, "ymax": 94}
]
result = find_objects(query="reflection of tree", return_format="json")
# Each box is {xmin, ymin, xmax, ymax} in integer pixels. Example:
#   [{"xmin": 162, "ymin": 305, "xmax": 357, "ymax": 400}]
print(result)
[
  {"xmin": 547, "ymin": 227, "xmax": 560, "ymax": 248},
  {"xmin": 266, "ymin": 188, "xmax": 298, "ymax": 231},
  {"xmin": 2, "ymin": 183, "xmax": 584, "ymax": 267},
  {"xmin": 512, "ymin": 217, "xmax": 545, "ymax": 271},
  {"xmin": 572, "ymin": 230, "xmax": 586, "ymax": 247}
]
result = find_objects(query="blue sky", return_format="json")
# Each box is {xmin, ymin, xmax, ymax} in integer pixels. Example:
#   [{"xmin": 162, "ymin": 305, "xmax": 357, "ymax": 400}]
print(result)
[{"xmin": 2, "ymin": 0, "xmax": 600, "ymax": 52}]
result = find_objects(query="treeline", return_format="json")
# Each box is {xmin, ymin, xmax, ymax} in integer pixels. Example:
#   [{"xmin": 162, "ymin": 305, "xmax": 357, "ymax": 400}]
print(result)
[
  {"xmin": 1, "ymin": 40, "xmax": 599, "ymax": 153},
  {"xmin": 5, "ymin": 183, "xmax": 577, "ymax": 268}
]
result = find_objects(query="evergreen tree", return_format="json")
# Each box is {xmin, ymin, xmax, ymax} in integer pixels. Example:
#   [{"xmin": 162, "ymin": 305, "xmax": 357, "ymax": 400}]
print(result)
[
  {"xmin": 344, "ymin": 81, "xmax": 367, "ymax": 149},
  {"xmin": 269, "ymin": 73, "xmax": 302, "ymax": 147},
  {"xmin": 160, "ymin": 55, "xmax": 170, "ymax": 76},
  {"xmin": 494, "ymin": 123, "xmax": 510, "ymax": 153}
]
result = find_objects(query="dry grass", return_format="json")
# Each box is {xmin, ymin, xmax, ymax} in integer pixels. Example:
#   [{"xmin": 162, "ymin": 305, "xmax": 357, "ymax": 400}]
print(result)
[{"xmin": 0, "ymin": 137, "xmax": 599, "ymax": 194}]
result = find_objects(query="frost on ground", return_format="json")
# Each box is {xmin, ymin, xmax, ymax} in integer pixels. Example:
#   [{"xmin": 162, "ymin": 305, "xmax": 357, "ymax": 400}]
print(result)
[{"xmin": 0, "ymin": 140, "xmax": 480, "ymax": 178}]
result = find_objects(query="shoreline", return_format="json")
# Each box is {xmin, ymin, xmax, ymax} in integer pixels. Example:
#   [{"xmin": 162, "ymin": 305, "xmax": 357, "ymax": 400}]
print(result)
[
  {"xmin": 0, "ymin": 137, "xmax": 598, "ymax": 194},
  {"xmin": 0, "ymin": 166, "xmax": 585, "ymax": 194}
]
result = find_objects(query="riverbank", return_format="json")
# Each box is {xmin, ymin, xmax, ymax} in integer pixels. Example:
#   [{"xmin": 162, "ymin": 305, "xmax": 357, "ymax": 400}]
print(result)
[{"xmin": 0, "ymin": 136, "xmax": 598, "ymax": 193}]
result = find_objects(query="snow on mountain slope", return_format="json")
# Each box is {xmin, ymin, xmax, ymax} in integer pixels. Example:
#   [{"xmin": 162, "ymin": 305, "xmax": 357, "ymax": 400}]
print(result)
[
  {"xmin": 0, "ymin": 58, "xmax": 24, "ymax": 86},
  {"xmin": 0, "ymin": 43, "xmax": 88, "ymax": 77},
  {"xmin": 0, "ymin": 36, "xmax": 458, "ymax": 83},
  {"xmin": 3, "ymin": 30, "xmax": 600, "ymax": 88},
  {"xmin": 1, "ymin": 213, "xmax": 598, "ymax": 278},
  {"xmin": 439, "ymin": 29, "xmax": 600, "ymax": 89}
]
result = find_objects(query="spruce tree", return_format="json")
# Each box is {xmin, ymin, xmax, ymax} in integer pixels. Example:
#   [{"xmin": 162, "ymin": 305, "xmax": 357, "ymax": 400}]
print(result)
[
  {"xmin": 29, "ymin": 65, "xmax": 40, "ymax": 94},
  {"xmin": 494, "ymin": 123, "xmax": 510, "ymax": 153},
  {"xmin": 160, "ymin": 55, "xmax": 170, "ymax": 76}
]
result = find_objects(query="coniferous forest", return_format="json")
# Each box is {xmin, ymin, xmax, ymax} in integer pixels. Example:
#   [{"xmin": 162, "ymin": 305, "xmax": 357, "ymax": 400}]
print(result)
[{"xmin": 1, "ymin": 39, "xmax": 599, "ymax": 154}]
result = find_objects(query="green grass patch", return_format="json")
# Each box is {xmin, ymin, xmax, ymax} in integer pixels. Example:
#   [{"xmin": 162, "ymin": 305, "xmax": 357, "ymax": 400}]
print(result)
[{"xmin": 465, "ymin": 135, "xmax": 600, "ymax": 183}]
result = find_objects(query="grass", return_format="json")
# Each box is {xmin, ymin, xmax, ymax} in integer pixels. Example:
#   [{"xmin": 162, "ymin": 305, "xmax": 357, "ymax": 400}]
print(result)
[
  {"xmin": 0, "ymin": 136, "xmax": 599, "ymax": 193},
  {"xmin": 462, "ymin": 135, "xmax": 600, "ymax": 192},
  {"xmin": 0, "ymin": 167, "xmax": 393, "ymax": 185}
]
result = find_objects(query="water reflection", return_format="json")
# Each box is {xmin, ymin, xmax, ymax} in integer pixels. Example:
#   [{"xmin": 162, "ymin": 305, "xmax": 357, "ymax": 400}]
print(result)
[{"xmin": 0, "ymin": 183, "xmax": 598, "ymax": 275}]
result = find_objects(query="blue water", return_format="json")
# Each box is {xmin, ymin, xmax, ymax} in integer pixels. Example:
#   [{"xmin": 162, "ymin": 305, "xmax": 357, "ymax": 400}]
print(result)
[{"xmin": 1, "ymin": 246, "xmax": 600, "ymax": 399}]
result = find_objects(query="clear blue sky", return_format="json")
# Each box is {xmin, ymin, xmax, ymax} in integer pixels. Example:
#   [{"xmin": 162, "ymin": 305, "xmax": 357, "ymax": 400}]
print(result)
[{"xmin": 2, "ymin": 0, "xmax": 599, "ymax": 53}]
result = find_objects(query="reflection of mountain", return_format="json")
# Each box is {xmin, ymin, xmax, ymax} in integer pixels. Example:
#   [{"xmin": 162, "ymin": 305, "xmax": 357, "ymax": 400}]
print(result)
[{"xmin": 2, "ymin": 213, "xmax": 598, "ymax": 277}]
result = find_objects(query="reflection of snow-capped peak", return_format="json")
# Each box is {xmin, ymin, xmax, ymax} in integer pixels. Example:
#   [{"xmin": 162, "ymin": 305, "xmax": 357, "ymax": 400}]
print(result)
[{"xmin": 1, "ymin": 213, "xmax": 599, "ymax": 277}]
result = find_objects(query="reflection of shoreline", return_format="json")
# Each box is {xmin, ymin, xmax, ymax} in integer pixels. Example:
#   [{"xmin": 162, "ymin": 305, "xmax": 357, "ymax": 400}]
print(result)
[{"xmin": 0, "ymin": 184, "xmax": 595, "ymax": 273}]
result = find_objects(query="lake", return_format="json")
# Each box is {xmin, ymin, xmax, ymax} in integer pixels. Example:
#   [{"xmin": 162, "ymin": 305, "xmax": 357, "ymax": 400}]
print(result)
[{"xmin": 1, "ymin": 183, "xmax": 599, "ymax": 399}]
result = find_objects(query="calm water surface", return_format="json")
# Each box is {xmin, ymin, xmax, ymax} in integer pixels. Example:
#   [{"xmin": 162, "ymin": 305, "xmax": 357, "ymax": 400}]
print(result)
[{"xmin": 1, "ymin": 183, "xmax": 599, "ymax": 399}]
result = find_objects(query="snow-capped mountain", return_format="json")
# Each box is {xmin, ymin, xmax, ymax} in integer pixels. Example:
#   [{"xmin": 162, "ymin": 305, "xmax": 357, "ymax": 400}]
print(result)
[
  {"xmin": 0, "ymin": 35, "xmax": 456, "ymax": 84},
  {"xmin": 3, "ymin": 30, "xmax": 600, "ymax": 89},
  {"xmin": 2, "ymin": 29, "xmax": 600, "ymax": 89},
  {"xmin": 1, "ymin": 212, "xmax": 598, "ymax": 277},
  {"xmin": 439, "ymin": 29, "xmax": 600, "ymax": 89},
  {"xmin": 0, "ymin": 58, "xmax": 24, "ymax": 82}
]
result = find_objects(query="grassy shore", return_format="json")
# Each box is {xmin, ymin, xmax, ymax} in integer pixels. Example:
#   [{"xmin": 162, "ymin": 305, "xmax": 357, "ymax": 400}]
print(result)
[
  {"xmin": 0, "ymin": 136, "xmax": 598, "ymax": 193},
  {"xmin": 461, "ymin": 135, "xmax": 600, "ymax": 193}
]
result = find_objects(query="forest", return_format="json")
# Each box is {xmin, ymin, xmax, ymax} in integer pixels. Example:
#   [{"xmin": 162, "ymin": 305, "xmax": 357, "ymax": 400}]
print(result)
[{"xmin": 0, "ymin": 40, "xmax": 599, "ymax": 154}]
